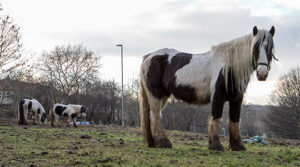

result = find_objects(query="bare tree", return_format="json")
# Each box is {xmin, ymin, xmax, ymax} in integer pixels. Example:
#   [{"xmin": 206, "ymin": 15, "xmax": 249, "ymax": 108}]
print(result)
[
  {"xmin": 239, "ymin": 105, "xmax": 267, "ymax": 137},
  {"xmin": 0, "ymin": 4, "xmax": 23, "ymax": 73},
  {"xmin": 81, "ymin": 80, "xmax": 121, "ymax": 125},
  {"xmin": 262, "ymin": 67, "xmax": 300, "ymax": 139},
  {"xmin": 6, "ymin": 66, "xmax": 35, "ymax": 83},
  {"xmin": 39, "ymin": 44, "xmax": 101, "ymax": 103},
  {"xmin": 162, "ymin": 99, "xmax": 211, "ymax": 133},
  {"xmin": 124, "ymin": 78, "xmax": 140, "ymax": 126}
]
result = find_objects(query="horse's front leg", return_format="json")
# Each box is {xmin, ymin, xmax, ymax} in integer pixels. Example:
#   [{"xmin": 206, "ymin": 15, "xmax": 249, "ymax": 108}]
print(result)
[
  {"xmin": 32, "ymin": 112, "xmax": 37, "ymax": 125},
  {"xmin": 208, "ymin": 90, "xmax": 226, "ymax": 151},
  {"xmin": 72, "ymin": 118, "xmax": 77, "ymax": 128},
  {"xmin": 66, "ymin": 118, "xmax": 71, "ymax": 127},
  {"xmin": 228, "ymin": 96, "xmax": 246, "ymax": 151}
]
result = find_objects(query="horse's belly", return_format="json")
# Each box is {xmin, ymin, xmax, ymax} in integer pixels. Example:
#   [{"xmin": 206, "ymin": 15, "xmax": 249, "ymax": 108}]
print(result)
[
  {"xmin": 195, "ymin": 84, "xmax": 211, "ymax": 104},
  {"xmin": 171, "ymin": 78, "xmax": 211, "ymax": 105},
  {"xmin": 174, "ymin": 70, "xmax": 211, "ymax": 104}
]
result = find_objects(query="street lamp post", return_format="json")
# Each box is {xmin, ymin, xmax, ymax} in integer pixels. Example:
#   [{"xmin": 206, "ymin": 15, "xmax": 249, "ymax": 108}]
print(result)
[{"xmin": 116, "ymin": 44, "xmax": 124, "ymax": 126}]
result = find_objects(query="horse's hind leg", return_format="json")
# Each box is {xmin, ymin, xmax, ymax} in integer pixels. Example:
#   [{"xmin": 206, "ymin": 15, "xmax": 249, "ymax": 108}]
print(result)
[
  {"xmin": 149, "ymin": 97, "xmax": 172, "ymax": 148},
  {"xmin": 228, "ymin": 97, "xmax": 246, "ymax": 151},
  {"xmin": 140, "ymin": 82, "xmax": 155, "ymax": 147},
  {"xmin": 24, "ymin": 110, "xmax": 28, "ymax": 126},
  {"xmin": 50, "ymin": 111, "xmax": 57, "ymax": 127}
]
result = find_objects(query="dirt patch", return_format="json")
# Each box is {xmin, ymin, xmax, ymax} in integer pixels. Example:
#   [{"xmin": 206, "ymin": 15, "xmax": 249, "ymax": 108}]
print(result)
[
  {"xmin": 266, "ymin": 138, "xmax": 300, "ymax": 147},
  {"xmin": 80, "ymin": 134, "xmax": 92, "ymax": 139}
]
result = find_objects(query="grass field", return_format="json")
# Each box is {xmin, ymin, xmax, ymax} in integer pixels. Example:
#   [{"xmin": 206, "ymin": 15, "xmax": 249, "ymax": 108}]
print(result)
[{"xmin": 0, "ymin": 122, "xmax": 299, "ymax": 167}]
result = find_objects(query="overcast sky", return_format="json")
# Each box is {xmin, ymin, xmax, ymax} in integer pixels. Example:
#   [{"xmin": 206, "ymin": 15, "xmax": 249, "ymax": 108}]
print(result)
[{"xmin": 1, "ymin": 0, "xmax": 300, "ymax": 105}]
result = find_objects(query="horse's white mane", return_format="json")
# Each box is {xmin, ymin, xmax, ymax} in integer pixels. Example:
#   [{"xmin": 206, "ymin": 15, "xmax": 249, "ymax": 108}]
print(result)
[{"xmin": 211, "ymin": 31, "xmax": 266, "ymax": 92}]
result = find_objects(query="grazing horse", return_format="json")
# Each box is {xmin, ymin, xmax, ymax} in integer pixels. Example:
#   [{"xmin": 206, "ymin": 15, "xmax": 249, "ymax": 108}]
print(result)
[
  {"xmin": 139, "ymin": 26, "xmax": 277, "ymax": 151},
  {"xmin": 50, "ymin": 104, "xmax": 87, "ymax": 128},
  {"xmin": 18, "ymin": 99, "xmax": 47, "ymax": 125}
]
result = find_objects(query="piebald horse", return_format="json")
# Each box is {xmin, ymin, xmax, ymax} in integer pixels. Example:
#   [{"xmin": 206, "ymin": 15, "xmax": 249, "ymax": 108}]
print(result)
[
  {"xmin": 18, "ymin": 99, "xmax": 47, "ymax": 125},
  {"xmin": 50, "ymin": 104, "xmax": 87, "ymax": 128},
  {"xmin": 139, "ymin": 26, "xmax": 277, "ymax": 151}
]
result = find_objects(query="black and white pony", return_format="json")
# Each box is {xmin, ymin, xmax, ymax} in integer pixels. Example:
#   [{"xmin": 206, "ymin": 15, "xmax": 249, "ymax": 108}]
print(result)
[
  {"xmin": 18, "ymin": 99, "xmax": 47, "ymax": 125},
  {"xmin": 139, "ymin": 26, "xmax": 277, "ymax": 151},
  {"xmin": 50, "ymin": 104, "xmax": 87, "ymax": 128}
]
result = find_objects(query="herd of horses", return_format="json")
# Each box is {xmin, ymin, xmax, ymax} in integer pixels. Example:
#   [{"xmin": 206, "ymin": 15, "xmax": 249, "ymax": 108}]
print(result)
[
  {"xmin": 18, "ymin": 98, "xmax": 87, "ymax": 128},
  {"xmin": 16, "ymin": 26, "xmax": 276, "ymax": 152}
]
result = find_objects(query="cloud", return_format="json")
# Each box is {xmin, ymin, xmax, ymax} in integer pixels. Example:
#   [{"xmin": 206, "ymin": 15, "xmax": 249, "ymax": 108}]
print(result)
[
  {"xmin": 43, "ymin": 1, "xmax": 266, "ymax": 53},
  {"xmin": 3, "ymin": 0, "xmax": 300, "ymax": 59},
  {"xmin": 3, "ymin": 0, "xmax": 300, "ymax": 104},
  {"xmin": 276, "ymin": 0, "xmax": 300, "ymax": 11},
  {"xmin": 38, "ymin": 0, "xmax": 300, "ymax": 80},
  {"xmin": 19, "ymin": 0, "xmax": 298, "ymax": 79}
]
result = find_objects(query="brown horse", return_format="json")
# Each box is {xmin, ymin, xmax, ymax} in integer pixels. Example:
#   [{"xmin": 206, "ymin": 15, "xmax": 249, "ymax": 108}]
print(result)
[{"xmin": 139, "ymin": 26, "xmax": 277, "ymax": 151}]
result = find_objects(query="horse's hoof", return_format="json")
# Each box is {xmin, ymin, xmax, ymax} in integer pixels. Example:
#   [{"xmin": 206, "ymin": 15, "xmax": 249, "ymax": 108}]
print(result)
[
  {"xmin": 230, "ymin": 144, "xmax": 246, "ymax": 151},
  {"xmin": 154, "ymin": 138, "xmax": 172, "ymax": 148},
  {"xmin": 209, "ymin": 143, "xmax": 224, "ymax": 151},
  {"xmin": 148, "ymin": 143, "xmax": 155, "ymax": 148},
  {"xmin": 147, "ymin": 138, "xmax": 155, "ymax": 148}
]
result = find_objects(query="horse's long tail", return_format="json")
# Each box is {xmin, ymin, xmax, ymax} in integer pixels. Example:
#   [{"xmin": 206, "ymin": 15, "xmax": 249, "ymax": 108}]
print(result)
[
  {"xmin": 139, "ymin": 79, "xmax": 154, "ymax": 147},
  {"xmin": 50, "ymin": 109, "xmax": 55, "ymax": 127},
  {"xmin": 18, "ymin": 100, "xmax": 25, "ymax": 125}
]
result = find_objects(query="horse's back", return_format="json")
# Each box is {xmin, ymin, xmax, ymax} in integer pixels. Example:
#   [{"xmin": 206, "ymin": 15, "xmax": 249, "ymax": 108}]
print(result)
[
  {"xmin": 141, "ymin": 48, "xmax": 213, "ymax": 104},
  {"xmin": 68, "ymin": 104, "xmax": 82, "ymax": 113},
  {"xmin": 31, "ymin": 99, "xmax": 45, "ymax": 111}
]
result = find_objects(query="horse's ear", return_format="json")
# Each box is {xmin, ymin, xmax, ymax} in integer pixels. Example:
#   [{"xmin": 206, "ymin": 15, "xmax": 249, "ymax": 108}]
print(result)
[
  {"xmin": 269, "ymin": 26, "xmax": 275, "ymax": 36},
  {"xmin": 253, "ymin": 26, "xmax": 258, "ymax": 36}
]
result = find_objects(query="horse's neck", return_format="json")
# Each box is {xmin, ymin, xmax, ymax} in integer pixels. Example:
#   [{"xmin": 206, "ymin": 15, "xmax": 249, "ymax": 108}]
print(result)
[
  {"xmin": 213, "ymin": 34, "xmax": 253, "ymax": 55},
  {"xmin": 213, "ymin": 34, "xmax": 254, "ymax": 93}
]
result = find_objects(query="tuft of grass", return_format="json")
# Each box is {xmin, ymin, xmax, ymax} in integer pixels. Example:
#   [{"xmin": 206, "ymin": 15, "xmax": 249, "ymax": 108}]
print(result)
[{"xmin": 0, "ymin": 125, "xmax": 299, "ymax": 167}]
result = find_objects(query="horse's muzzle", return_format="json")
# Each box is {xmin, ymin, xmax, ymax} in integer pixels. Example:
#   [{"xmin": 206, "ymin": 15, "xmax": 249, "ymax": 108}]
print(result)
[{"xmin": 257, "ymin": 72, "xmax": 268, "ymax": 81}]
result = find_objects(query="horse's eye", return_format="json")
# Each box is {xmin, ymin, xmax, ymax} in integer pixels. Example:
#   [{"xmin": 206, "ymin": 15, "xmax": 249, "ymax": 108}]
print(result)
[{"xmin": 264, "ymin": 45, "xmax": 269, "ymax": 53}]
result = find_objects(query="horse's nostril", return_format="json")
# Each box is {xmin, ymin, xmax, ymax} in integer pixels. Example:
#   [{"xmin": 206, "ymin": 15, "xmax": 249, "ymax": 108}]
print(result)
[
  {"xmin": 257, "ymin": 73, "xmax": 268, "ymax": 81},
  {"xmin": 257, "ymin": 70, "xmax": 268, "ymax": 78}
]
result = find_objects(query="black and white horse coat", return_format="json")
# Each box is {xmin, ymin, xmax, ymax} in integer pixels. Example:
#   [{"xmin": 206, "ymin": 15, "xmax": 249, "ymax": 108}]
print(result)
[
  {"xmin": 139, "ymin": 26, "xmax": 276, "ymax": 151},
  {"xmin": 50, "ymin": 104, "xmax": 87, "ymax": 128},
  {"xmin": 18, "ymin": 99, "xmax": 47, "ymax": 125}
]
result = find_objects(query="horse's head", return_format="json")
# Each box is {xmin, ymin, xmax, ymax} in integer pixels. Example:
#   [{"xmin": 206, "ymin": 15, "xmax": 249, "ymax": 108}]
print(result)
[
  {"xmin": 80, "ymin": 106, "xmax": 87, "ymax": 117},
  {"xmin": 40, "ymin": 112, "xmax": 47, "ymax": 124},
  {"xmin": 251, "ymin": 26, "xmax": 277, "ymax": 81}
]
